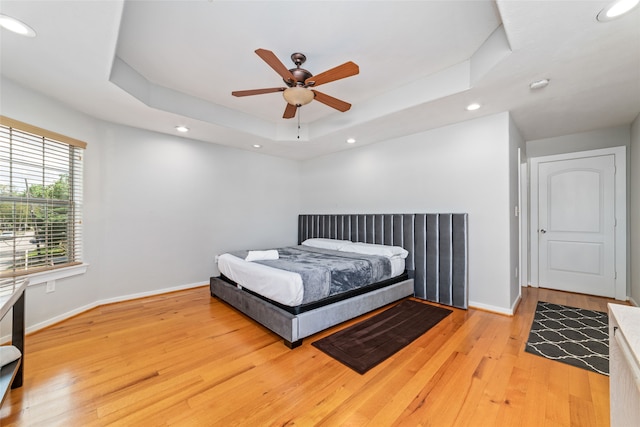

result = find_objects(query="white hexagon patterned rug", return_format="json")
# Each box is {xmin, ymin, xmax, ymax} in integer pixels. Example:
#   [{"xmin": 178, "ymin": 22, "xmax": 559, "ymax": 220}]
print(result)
[{"xmin": 525, "ymin": 301, "xmax": 609, "ymax": 375}]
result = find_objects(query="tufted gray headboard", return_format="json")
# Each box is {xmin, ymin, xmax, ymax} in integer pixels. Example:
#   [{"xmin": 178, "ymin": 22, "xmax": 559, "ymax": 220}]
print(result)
[{"xmin": 298, "ymin": 214, "xmax": 468, "ymax": 309}]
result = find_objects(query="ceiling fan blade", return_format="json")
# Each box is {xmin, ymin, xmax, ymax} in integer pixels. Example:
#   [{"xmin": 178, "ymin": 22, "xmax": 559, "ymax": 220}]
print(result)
[
  {"xmin": 312, "ymin": 90, "xmax": 351, "ymax": 112},
  {"xmin": 283, "ymin": 103, "xmax": 297, "ymax": 119},
  {"xmin": 255, "ymin": 49, "xmax": 296, "ymax": 84},
  {"xmin": 305, "ymin": 61, "xmax": 359, "ymax": 87},
  {"xmin": 232, "ymin": 87, "xmax": 285, "ymax": 97}
]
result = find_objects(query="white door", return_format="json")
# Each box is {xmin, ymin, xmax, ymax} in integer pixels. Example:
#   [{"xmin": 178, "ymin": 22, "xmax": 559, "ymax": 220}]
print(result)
[{"xmin": 538, "ymin": 154, "xmax": 616, "ymax": 297}]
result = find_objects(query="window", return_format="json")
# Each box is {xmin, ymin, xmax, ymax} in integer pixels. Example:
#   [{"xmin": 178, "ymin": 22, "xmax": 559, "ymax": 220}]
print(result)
[{"xmin": 0, "ymin": 116, "xmax": 86, "ymax": 278}]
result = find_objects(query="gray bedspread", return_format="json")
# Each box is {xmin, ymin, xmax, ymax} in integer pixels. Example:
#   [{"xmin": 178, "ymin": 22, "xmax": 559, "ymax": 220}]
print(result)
[{"xmin": 228, "ymin": 246, "xmax": 393, "ymax": 304}]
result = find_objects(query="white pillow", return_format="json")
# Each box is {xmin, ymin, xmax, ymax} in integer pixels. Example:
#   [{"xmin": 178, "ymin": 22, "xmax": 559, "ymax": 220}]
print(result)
[
  {"xmin": 0, "ymin": 345, "xmax": 21, "ymax": 366},
  {"xmin": 339, "ymin": 242, "xmax": 409, "ymax": 259},
  {"xmin": 301, "ymin": 238, "xmax": 352, "ymax": 250},
  {"xmin": 245, "ymin": 250, "xmax": 279, "ymax": 262}
]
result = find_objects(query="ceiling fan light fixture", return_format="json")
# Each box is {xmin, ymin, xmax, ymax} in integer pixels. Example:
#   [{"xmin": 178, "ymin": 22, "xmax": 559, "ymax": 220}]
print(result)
[
  {"xmin": 283, "ymin": 86, "xmax": 314, "ymax": 106},
  {"xmin": 234, "ymin": 49, "xmax": 358, "ymax": 118}
]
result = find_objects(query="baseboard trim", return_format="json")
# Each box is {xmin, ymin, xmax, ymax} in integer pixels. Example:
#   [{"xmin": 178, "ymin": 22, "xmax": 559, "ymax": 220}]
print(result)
[
  {"xmin": 22, "ymin": 281, "xmax": 207, "ymax": 336},
  {"xmin": 95, "ymin": 281, "xmax": 207, "ymax": 308},
  {"xmin": 25, "ymin": 301, "xmax": 99, "ymax": 335},
  {"xmin": 469, "ymin": 297, "xmax": 519, "ymax": 316}
]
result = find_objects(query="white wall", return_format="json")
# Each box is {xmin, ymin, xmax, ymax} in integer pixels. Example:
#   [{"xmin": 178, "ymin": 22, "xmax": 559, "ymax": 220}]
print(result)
[
  {"xmin": 300, "ymin": 112, "xmax": 517, "ymax": 313},
  {"xmin": 631, "ymin": 114, "xmax": 640, "ymax": 306},
  {"xmin": 508, "ymin": 115, "xmax": 525, "ymax": 309},
  {"xmin": 526, "ymin": 125, "xmax": 631, "ymax": 158},
  {"xmin": 1, "ymin": 78, "xmax": 301, "ymax": 330},
  {"xmin": 93, "ymin": 123, "xmax": 300, "ymax": 301}
]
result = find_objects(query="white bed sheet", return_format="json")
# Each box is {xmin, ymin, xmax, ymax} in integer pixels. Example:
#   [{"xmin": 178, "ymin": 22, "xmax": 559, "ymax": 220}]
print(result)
[
  {"xmin": 217, "ymin": 251, "xmax": 405, "ymax": 307},
  {"xmin": 218, "ymin": 253, "xmax": 304, "ymax": 306},
  {"xmin": 389, "ymin": 257, "xmax": 405, "ymax": 277}
]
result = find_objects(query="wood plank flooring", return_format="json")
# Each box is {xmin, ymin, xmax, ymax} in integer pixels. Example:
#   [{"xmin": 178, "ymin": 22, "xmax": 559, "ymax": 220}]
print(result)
[{"xmin": 0, "ymin": 286, "xmax": 624, "ymax": 426}]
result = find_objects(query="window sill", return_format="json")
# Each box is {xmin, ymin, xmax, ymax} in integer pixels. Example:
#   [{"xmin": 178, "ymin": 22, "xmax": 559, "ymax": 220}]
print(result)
[{"xmin": 25, "ymin": 263, "xmax": 89, "ymax": 286}]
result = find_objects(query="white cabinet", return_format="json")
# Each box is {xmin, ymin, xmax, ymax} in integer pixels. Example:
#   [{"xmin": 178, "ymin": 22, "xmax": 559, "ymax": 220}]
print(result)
[{"xmin": 609, "ymin": 304, "xmax": 640, "ymax": 427}]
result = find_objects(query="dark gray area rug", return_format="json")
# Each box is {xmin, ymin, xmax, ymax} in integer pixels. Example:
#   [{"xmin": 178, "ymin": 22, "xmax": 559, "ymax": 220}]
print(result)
[
  {"xmin": 525, "ymin": 301, "xmax": 609, "ymax": 375},
  {"xmin": 312, "ymin": 299, "xmax": 452, "ymax": 374}
]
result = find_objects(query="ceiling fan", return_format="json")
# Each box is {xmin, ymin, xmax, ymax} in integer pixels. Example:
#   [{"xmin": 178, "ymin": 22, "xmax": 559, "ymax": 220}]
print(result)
[{"xmin": 232, "ymin": 49, "xmax": 359, "ymax": 119}]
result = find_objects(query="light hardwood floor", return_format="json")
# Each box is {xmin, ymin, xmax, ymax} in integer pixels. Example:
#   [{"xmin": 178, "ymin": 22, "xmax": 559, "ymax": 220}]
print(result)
[{"xmin": 0, "ymin": 285, "xmax": 624, "ymax": 426}]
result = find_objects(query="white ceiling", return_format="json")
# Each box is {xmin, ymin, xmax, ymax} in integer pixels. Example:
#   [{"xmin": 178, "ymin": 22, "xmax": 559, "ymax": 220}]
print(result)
[{"xmin": 1, "ymin": 0, "xmax": 639, "ymax": 160}]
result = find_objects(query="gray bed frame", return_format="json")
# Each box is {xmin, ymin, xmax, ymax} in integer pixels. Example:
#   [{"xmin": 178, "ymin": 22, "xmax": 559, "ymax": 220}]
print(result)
[{"xmin": 210, "ymin": 213, "xmax": 468, "ymax": 348}]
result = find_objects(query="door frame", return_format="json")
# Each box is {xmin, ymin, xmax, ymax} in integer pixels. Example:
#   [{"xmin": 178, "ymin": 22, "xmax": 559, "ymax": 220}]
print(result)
[{"xmin": 529, "ymin": 146, "xmax": 627, "ymax": 300}]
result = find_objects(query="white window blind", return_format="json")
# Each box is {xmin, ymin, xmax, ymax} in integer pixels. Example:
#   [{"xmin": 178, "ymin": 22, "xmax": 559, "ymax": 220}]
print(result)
[{"xmin": 0, "ymin": 116, "xmax": 86, "ymax": 278}]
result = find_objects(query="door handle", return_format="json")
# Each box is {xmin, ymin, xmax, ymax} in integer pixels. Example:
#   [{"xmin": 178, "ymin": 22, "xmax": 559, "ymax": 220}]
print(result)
[{"xmin": 540, "ymin": 229, "xmax": 547, "ymax": 234}]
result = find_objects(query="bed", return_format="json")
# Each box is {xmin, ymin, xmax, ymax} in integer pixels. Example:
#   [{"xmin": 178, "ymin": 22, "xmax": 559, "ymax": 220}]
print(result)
[{"xmin": 210, "ymin": 213, "xmax": 468, "ymax": 348}]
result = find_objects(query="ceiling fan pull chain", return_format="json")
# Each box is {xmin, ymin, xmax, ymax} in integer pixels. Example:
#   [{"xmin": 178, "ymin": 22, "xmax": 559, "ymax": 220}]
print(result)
[{"xmin": 297, "ymin": 108, "xmax": 301, "ymax": 139}]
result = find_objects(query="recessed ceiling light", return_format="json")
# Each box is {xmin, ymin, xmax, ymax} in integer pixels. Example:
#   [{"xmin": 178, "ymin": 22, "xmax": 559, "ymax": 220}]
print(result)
[
  {"xmin": 466, "ymin": 103, "xmax": 481, "ymax": 111},
  {"xmin": 0, "ymin": 14, "xmax": 36, "ymax": 37},
  {"xmin": 529, "ymin": 78, "xmax": 550, "ymax": 90},
  {"xmin": 346, "ymin": 138, "xmax": 356, "ymax": 144},
  {"xmin": 175, "ymin": 125, "xmax": 189, "ymax": 133},
  {"xmin": 597, "ymin": 0, "xmax": 639, "ymax": 21},
  {"xmin": 253, "ymin": 144, "xmax": 262, "ymax": 148}
]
